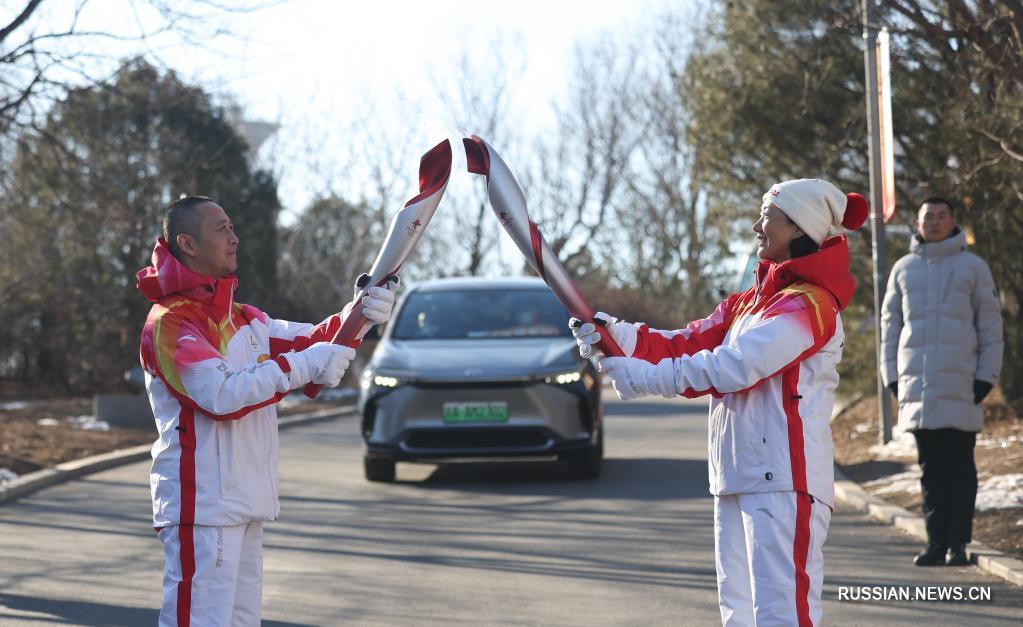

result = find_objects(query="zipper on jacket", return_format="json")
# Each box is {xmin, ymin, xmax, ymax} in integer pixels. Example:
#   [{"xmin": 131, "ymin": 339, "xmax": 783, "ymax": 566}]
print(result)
[
  {"xmin": 942, "ymin": 270, "xmax": 955, "ymax": 302},
  {"xmin": 228, "ymin": 283, "xmax": 239, "ymax": 332}
]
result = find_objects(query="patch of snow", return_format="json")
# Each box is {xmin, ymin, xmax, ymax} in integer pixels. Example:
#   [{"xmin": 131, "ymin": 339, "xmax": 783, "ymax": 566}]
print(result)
[
  {"xmin": 0, "ymin": 401, "xmax": 29, "ymax": 410},
  {"xmin": 0, "ymin": 468, "xmax": 19, "ymax": 483},
  {"xmin": 278, "ymin": 394, "xmax": 303, "ymax": 408},
  {"xmin": 868, "ymin": 430, "xmax": 918, "ymax": 460},
  {"xmin": 37, "ymin": 418, "xmax": 60, "ymax": 427},
  {"xmin": 68, "ymin": 415, "xmax": 109, "ymax": 431},
  {"xmin": 864, "ymin": 465, "xmax": 923, "ymax": 496},
  {"xmin": 975, "ymin": 474, "xmax": 1023, "ymax": 511},
  {"xmin": 853, "ymin": 422, "xmax": 874, "ymax": 434},
  {"xmin": 977, "ymin": 435, "xmax": 1021, "ymax": 448}
]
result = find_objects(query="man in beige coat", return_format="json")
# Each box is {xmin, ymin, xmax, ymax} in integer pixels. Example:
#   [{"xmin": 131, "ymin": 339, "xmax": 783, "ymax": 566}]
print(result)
[{"xmin": 881, "ymin": 196, "xmax": 1003, "ymax": 567}]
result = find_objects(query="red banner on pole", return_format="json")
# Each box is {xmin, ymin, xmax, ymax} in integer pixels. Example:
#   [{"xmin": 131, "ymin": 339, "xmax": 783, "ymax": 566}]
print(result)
[{"xmin": 878, "ymin": 28, "xmax": 896, "ymax": 223}]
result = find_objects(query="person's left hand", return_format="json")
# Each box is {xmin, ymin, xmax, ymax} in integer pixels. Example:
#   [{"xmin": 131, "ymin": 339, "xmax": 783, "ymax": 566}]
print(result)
[
  {"xmin": 360, "ymin": 274, "xmax": 399, "ymax": 325},
  {"xmin": 342, "ymin": 273, "xmax": 400, "ymax": 338},
  {"xmin": 599, "ymin": 356, "xmax": 674, "ymax": 400},
  {"xmin": 973, "ymin": 379, "xmax": 993, "ymax": 405}
]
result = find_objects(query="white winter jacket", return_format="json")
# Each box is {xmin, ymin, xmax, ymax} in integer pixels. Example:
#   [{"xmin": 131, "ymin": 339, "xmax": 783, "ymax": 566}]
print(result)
[
  {"xmin": 631, "ymin": 236, "xmax": 857, "ymax": 507},
  {"xmin": 137, "ymin": 239, "xmax": 347, "ymax": 528},
  {"xmin": 880, "ymin": 229, "xmax": 1003, "ymax": 432}
]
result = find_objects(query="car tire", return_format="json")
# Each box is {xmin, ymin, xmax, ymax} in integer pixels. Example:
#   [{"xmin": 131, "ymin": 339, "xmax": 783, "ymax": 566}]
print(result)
[
  {"xmin": 364, "ymin": 455, "xmax": 396, "ymax": 483},
  {"xmin": 566, "ymin": 428, "xmax": 603, "ymax": 480}
]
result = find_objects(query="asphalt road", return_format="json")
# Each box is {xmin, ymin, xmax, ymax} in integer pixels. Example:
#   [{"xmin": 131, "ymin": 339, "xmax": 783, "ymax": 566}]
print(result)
[{"xmin": 0, "ymin": 392, "xmax": 1020, "ymax": 625}]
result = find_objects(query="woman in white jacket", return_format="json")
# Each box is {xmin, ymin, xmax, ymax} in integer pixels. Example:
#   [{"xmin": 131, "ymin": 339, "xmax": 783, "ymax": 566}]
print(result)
[{"xmin": 572, "ymin": 179, "xmax": 868, "ymax": 627}]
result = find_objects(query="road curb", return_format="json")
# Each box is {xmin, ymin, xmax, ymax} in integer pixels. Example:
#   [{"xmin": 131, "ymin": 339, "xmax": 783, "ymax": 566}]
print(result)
[
  {"xmin": 0, "ymin": 404, "xmax": 357, "ymax": 506},
  {"xmin": 834, "ymin": 465, "xmax": 1023, "ymax": 588}
]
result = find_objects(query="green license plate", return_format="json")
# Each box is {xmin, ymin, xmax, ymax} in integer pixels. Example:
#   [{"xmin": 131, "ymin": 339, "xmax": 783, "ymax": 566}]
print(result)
[{"xmin": 442, "ymin": 401, "xmax": 509, "ymax": 423}]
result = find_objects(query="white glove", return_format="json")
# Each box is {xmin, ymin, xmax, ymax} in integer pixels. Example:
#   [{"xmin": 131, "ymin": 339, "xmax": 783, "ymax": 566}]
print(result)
[
  {"xmin": 569, "ymin": 311, "xmax": 638, "ymax": 358},
  {"xmin": 342, "ymin": 274, "xmax": 399, "ymax": 339},
  {"xmin": 598, "ymin": 356, "xmax": 676, "ymax": 400},
  {"xmin": 284, "ymin": 342, "xmax": 356, "ymax": 388}
]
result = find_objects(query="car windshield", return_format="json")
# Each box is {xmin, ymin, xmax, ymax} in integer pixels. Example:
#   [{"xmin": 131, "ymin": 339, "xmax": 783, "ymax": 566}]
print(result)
[{"xmin": 391, "ymin": 288, "xmax": 572, "ymax": 340}]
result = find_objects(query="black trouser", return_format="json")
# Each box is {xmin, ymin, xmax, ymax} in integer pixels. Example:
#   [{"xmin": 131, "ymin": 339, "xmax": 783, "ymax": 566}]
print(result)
[{"xmin": 912, "ymin": 428, "xmax": 978, "ymax": 549}]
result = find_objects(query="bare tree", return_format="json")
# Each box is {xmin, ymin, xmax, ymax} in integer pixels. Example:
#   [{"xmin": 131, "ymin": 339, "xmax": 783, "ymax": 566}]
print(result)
[
  {"xmin": 431, "ymin": 35, "xmax": 526, "ymax": 277},
  {"xmin": 524, "ymin": 36, "xmax": 646, "ymax": 278},
  {"xmin": 618, "ymin": 16, "xmax": 735, "ymax": 321},
  {"xmin": 0, "ymin": 0, "xmax": 267, "ymax": 137}
]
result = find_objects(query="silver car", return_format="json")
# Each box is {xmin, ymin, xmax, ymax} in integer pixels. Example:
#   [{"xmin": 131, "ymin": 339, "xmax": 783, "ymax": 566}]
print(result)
[{"xmin": 358, "ymin": 277, "xmax": 603, "ymax": 482}]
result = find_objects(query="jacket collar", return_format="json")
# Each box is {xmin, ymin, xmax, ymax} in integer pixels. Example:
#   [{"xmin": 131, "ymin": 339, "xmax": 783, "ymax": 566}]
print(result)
[
  {"xmin": 136, "ymin": 238, "xmax": 238, "ymax": 313},
  {"xmin": 754, "ymin": 235, "xmax": 856, "ymax": 311},
  {"xmin": 910, "ymin": 227, "xmax": 967, "ymax": 258}
]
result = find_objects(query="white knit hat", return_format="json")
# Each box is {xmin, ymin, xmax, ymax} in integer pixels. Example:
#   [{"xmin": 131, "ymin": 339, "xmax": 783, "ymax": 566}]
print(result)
[{"xmin": 763, "ymin": 179, "xmax": 869, "ymax": 245}]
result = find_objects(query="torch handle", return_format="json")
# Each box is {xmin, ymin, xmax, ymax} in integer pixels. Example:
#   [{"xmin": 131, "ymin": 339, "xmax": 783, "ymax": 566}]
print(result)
[
  {"xmin": 302, "ymin": 301, "xmax": 370, "ymax": 399},
  {"xmin": 595, "ymin": 324, "xmax": 625, "ymax": 357}
]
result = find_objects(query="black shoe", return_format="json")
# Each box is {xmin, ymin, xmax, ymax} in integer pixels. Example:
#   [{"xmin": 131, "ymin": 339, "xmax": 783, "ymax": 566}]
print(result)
[
  {"xmin": 914, "ymin": 545, "xmax": 948, "ymax": 566},
  {"xmin": 946, "ymin": 545, "xmax": 970, "ymax": 566}
]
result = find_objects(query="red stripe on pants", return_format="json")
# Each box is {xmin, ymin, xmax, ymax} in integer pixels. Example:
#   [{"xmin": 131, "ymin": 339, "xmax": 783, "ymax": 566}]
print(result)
[
  {"xmin": 793, "ymin": 493, "xmax": 813, "ymax": 627},
  {"xmin": 783, "ymin": 367, "xmax": 813, "ymax": 625},
  {"xmin": 177, "ymin": 407, "xmax": 197, "ymax": 626},
  {"xmin": 177, "ymin": 524, "xmax": 195, "ymax": 626}
]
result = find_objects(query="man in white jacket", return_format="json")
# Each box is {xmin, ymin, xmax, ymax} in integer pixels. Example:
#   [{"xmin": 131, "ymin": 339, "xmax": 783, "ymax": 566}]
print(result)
[
  {"xmin": 881, "ymin": 196, "xmax": 1003, "ymax": 567},
  {"xmin": 137, "ymin": 196, "xmax": 398, "ymax": 626},
  {"xmin": 573, "ymin": 180, "xmax": 869, "ymax": 626}
]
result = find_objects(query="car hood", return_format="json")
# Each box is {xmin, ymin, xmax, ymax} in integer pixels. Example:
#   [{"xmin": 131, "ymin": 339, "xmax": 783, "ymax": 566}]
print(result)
[{"xmin": 370, "ymin": 337, "xmax": 581, "ymax": 382}]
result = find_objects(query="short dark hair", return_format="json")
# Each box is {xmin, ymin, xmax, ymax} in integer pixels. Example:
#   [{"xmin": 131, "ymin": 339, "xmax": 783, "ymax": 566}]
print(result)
[
  {"xmin": 919, "ymin": 196, "xmax": 954, "ymax": 216},
  {"xmin": 789, "ymin": 234, "xmax": 820, "ymax": 258},
  {"xmin": 163, "ymin": 195, "xmax": 216, "ymax": 260},
  {"xmin": 779, "ymin": 211, "xmax": 821, "ymax": 258}
]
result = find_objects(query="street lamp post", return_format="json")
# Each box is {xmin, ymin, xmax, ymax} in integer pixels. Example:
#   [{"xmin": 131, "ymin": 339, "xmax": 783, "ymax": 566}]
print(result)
[{"xmin": 862, "ymin": 0, "xmax": 894, "ymax": 444}]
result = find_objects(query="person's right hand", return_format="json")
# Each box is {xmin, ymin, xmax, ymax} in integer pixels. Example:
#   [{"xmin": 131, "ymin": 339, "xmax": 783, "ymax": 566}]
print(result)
[
  {"xmin": 285, "ymin": 342, "xmax": 356, "ymax": 388},
  {"xmin": 568, "ymin": 312, "xmax": 637, "ymax": 358}
]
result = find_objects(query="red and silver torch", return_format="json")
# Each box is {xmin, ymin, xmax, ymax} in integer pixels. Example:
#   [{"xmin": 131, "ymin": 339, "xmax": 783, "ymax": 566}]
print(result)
[
  {"xmin": 462, "ymin": 135, "xmax": 623, "ymax": 357},
  {"xmin": 304, "ymin": 139, "xmax": 453, "ymax": 398}
]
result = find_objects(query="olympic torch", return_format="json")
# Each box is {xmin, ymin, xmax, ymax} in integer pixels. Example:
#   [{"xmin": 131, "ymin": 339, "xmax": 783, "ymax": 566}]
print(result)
[
  {"xmin": 304, "ymin": 139, "xmax": 453, "ymax": 398},
  {"xmin": 462, "ymin": 135, "xmax": 624, "ymax": 357}
]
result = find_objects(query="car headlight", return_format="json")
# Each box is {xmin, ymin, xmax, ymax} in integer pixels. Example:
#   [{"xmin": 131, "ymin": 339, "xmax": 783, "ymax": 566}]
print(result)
[
  {"xmin": 545, "ymin": 369, "xmax": 582, "ymax": 385},
  {"xmin": 361, "ymin": 369, "xmax": 401, "ymax": 392}
]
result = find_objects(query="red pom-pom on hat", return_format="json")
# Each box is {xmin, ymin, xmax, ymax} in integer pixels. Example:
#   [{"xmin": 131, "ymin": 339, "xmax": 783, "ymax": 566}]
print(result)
[{"xmin": 843, "ymin": 193, "xmax": 869, "ymax": 230}]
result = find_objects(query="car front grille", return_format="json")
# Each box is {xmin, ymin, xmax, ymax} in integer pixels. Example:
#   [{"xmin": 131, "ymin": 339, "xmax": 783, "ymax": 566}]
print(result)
[
  {"xmin": 411, "ymin": 380, "xmax": 537, "ymax": 390},
  {"xmin": 404, "ymin": 427, "xmax": 550, "ymax": 450}
]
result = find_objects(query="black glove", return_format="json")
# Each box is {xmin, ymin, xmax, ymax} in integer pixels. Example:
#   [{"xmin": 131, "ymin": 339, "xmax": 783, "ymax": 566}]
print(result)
[
  {"xmin": 887, "ymin": 381, "xmax": 898, "ymax": 399},
  {"xmin": 973, "ymin": 379, "xmax": 993, "ymax": 405}
]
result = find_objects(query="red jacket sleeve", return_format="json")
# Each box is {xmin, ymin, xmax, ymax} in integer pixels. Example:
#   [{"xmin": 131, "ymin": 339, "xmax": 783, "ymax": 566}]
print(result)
[{"xmin": 632, "ymin": 292, "xmax": 749, "ymax": 363}]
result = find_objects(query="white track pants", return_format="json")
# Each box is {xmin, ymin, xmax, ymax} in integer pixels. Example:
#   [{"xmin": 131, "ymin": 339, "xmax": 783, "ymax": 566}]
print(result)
[
  {"xmin": 157, "ymin": 522, "xmax": 264, "ymax": 627},
  {"xmin": 714, "ymin": 492, "xmax": 830, "ymax": 627}
]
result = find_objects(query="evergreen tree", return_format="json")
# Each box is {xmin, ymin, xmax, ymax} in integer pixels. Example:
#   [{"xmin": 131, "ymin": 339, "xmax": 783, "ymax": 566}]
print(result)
[{"xmin": 0, "ymin": 58, "xmax": 279, "ymax": 392}]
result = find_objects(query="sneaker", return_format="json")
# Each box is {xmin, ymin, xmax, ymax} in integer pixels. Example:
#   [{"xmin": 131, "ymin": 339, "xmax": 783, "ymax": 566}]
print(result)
[
  {"xmin": 946, "ymin": 545, "xmax": 970, "ymax": 566},
  {"xmin": 913, "ymin": 544, "xmax": 947, "ymax": 566}
]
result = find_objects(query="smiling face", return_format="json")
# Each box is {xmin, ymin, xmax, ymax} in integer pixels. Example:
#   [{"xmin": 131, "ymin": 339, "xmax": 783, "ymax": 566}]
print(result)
[
  {"xmin": 175, "ymin": 202, "xmax": 239, "ymax": 278},
  {"xmin": 752, "ymin": 202, "xmax": 804, "ymax": 263},
  {"xmin": 917, "ymin": 201, "xmax": 956, "ymax": 243}
]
